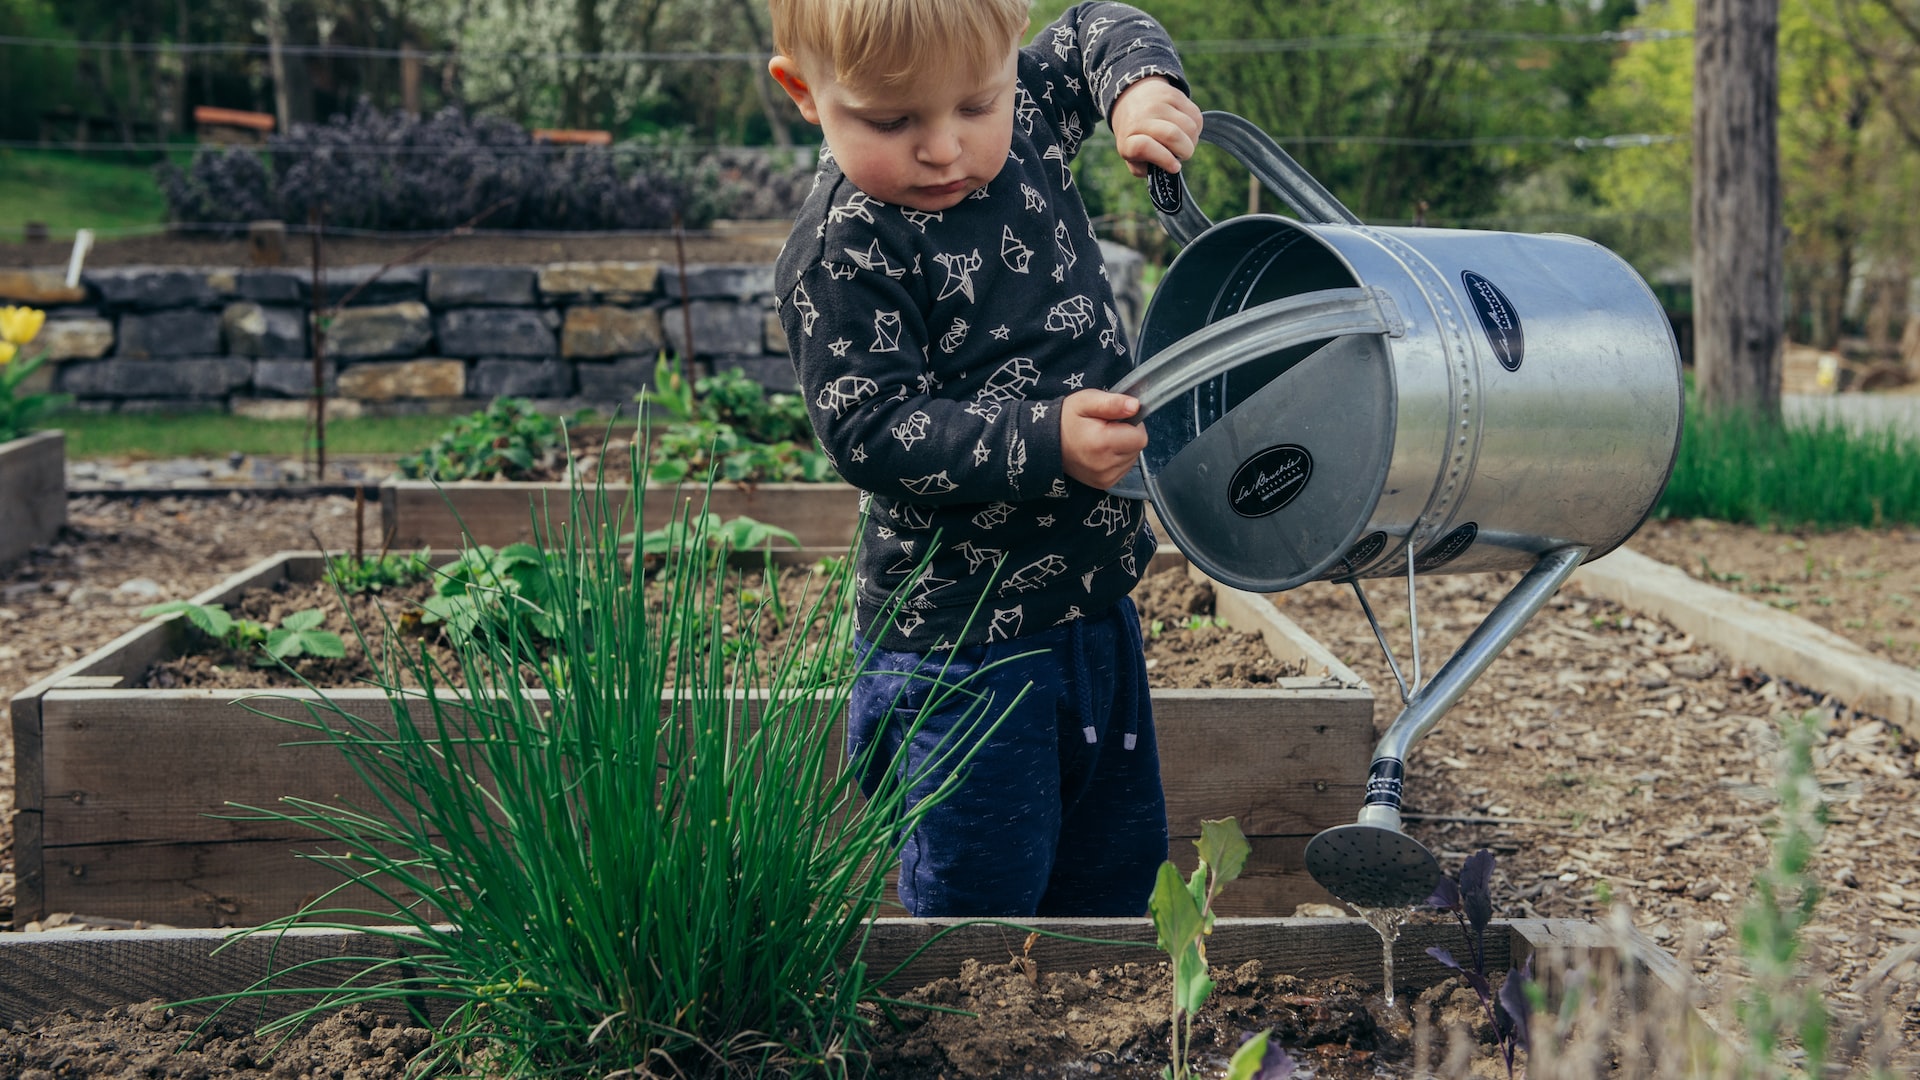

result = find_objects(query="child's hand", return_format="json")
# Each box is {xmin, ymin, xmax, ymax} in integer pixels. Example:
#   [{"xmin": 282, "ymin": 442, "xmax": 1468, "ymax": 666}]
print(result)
[
  {"xmin": 1109, "ymin": 77, "xmax": 1202, "ymax": 178},
  {"xmin": 1061, "ymin": 389, "xmax": 1149, "ymax": 490}
]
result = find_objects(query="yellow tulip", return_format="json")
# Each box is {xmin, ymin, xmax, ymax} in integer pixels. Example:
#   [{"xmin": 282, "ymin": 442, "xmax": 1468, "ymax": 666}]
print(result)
[
  {"xmin": 0, "ymin": 305, "xmax": 46, "ymax": 347},
  {"xmin": 0, "ymin": 341, "xmax": 14, "ymax": 365}
]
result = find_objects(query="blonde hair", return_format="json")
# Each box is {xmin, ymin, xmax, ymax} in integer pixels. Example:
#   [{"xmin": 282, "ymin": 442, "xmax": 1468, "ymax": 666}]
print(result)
[{"xmin": 770, "ymin": 0, "xmax": 1030, "ymax": 90}]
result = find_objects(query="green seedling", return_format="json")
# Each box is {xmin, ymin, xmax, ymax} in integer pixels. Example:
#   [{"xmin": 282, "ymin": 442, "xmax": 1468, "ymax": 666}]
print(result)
[
  {"xmin": 141, "ymin": 602, "xmax": 344, "ymax": 664},
  {"xmin": 1148, "ymin": 816, "xmax": 1289, "ymax": 1080},
  {"xmin": 264, "ymin": 609, "xmax": 348, "ymax": 660},
  {"xmin": 324, "ymin": 550, "xmax": 435, "ymax": 595}
]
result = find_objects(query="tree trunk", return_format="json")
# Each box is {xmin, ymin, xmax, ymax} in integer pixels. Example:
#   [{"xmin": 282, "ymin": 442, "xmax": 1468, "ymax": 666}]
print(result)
[
  {"xmin": 1692, "ymin": 0, "xmax": 1784, "ymax": 416},
  {"xmin": 266, "ymin": 0, "xmax": 292, "ymax": 135}
]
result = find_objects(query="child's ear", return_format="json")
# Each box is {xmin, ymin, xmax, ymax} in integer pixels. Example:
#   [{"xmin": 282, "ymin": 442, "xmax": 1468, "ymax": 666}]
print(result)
[{"xmin": 769, "ymin": 55, "xmax": 821, "ymax": 124}]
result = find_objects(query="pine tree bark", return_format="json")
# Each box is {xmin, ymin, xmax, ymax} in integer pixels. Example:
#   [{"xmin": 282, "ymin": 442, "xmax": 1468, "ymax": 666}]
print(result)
[{"xmin": 1692, "ymin": 0, "xmax": 1784, "ymax": 416}]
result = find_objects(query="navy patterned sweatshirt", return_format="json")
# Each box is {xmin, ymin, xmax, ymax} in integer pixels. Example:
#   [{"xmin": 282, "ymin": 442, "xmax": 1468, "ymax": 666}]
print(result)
[{"xmin": 774, "ymin": 2, "xmax": 1186, "ymax": 651}]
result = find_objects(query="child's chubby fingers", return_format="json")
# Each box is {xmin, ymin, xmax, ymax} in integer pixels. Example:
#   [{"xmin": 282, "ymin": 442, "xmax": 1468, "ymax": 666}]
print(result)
[
  {"xmin": 1110, "ymin": 79, "xmax": 1203, "ymax": 176},
  {"xmin": 1067, "ymin": 388, "xmax": 1144, "ymax": 424}
]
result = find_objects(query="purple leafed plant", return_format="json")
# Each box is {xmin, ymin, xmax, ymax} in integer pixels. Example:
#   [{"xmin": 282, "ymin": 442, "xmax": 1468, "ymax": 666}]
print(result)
[
  {"xmin": 158, "ymin": 101, "xmax": 818, "ymax": 235},
  {"xmin": 1426, "ymin": 848, "xmax": 1533, "ymax": 1077}
]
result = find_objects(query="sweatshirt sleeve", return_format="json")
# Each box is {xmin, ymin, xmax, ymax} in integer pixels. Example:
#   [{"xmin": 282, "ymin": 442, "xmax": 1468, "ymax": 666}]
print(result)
[
  {"xmin": 1024, "ymin": 2, "xmax": 1189, "ymax": 161},
  {"xmin": 780, "ymin": 233, "xmax": 1068, "ymax": 507}
]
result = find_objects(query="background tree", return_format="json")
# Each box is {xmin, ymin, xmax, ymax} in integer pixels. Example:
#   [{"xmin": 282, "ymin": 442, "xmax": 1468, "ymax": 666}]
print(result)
[{"xmin": 1693, "ymin": 0, "xmax": 1782, "ymax": 415}]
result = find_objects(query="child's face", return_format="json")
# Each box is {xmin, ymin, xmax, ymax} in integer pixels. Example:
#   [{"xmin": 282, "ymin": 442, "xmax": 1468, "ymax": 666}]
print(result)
[{"xmin": 771, "ymin": 47, "xmax": 1019, "ymax": 212}]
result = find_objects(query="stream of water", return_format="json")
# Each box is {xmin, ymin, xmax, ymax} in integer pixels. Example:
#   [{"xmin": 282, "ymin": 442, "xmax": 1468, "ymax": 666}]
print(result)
[{"xmin": 1353, "ymin": 905, "xmax": 1412, "ymax": 1007}]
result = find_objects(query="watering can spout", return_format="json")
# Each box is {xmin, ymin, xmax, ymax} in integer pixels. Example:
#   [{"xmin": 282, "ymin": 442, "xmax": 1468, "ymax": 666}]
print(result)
[{"xmin": 1304, "ymin": 545, "xmax": 1589, "ymax": 910}]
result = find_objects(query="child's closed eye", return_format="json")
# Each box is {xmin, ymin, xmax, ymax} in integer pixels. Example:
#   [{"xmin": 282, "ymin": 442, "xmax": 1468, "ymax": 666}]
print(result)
[{"xmin": 866, "ymin": 117, "xmax": 909, "ymax": 133}]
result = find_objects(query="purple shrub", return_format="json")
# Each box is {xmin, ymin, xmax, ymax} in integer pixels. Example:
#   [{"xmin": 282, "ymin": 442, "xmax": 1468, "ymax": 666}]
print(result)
[{"xmin": 158, "ymin": 101, "xmax": 814, "ymax": 234}]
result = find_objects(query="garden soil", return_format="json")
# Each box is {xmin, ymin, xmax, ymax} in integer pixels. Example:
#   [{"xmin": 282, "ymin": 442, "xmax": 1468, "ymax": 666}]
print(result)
[{"xmin": 3, "ymin": 496, "xmax": 1920, "ymax": 1076}]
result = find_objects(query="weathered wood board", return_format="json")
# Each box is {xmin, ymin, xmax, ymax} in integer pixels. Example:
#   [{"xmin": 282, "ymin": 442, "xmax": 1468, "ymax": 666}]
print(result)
[
  {"xmin": 379, "ymin": 478, "xmax": 865, "ymax": 550},
  {"xmin": 0, "ymin": 429, "xmax": 65, "ymax": 569}
]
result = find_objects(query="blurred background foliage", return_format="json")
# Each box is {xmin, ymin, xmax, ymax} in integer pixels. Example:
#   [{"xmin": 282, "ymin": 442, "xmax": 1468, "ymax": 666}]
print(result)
[{"xmin": 2, "ymin": 0, "xmax": 1919, "ymax": 349}]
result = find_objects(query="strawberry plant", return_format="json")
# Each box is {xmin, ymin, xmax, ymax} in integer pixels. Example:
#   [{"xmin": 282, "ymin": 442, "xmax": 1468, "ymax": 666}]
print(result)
[
  {"xmin": 398, "ymin": 398, "xmax": 588, "ymax": 482},
  {"xmin": 638, "ymin": 357, "xmax": 833, "ymax": 484},
  {"xmin": 140, "ymin": 601, "xmax": 345, "ymax": 664}
]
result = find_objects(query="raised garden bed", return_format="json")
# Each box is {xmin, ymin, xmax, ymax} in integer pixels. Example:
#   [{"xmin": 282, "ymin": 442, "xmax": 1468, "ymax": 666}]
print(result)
[
  {"xmin": 0, "ymin": 429, "xmax": 64, "ymax": 568},
  {"xmin": 378, "ymin": 475, "xmax": 865, "ymax": 550},
  {"xmin": 0, "ymin": 915, "xmax": 1704, "ymax": 1080},
  {"xmin": 9, "ymin": 551, "xmax": 1373, "ymax": 928}
]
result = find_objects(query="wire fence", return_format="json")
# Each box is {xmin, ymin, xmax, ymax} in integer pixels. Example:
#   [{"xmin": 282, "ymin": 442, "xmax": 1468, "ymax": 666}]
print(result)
[{"xmin": 0, "ymin": 27, "xmax": 1691, "ymax": 62}]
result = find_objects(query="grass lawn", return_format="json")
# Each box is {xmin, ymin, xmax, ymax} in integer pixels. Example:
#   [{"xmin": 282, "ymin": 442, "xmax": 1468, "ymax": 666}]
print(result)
[
  {"xmin": 57, "ymin": 411, "xmax": 462, "ymax": 460},
  {"xmin": 0, "ymin": 149, "xmax": 173, "ymax": 240}
]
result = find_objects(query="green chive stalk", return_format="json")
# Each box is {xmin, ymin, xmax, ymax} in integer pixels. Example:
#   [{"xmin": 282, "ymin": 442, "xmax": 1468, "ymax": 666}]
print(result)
[
  {"xmin": 1658, "ymin": 397, "xmax": 1920, "ymax": 529},
  {"xmin": 197, "ymin": 443, "xmax": 1007, "ymax": 1077}
]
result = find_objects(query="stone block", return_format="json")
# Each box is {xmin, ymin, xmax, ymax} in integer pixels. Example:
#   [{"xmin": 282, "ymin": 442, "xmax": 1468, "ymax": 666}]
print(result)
[
  {"xmin": 436, "ymin": 308, "xmax": 556, "ymax": 358},
  {"xmin": 561, "ymin": 306, "xmax": 664, "ymax": 359},
  {"xmin": 253, "ymin": 359, "xmax": 336, "ymax": 397},
  {"xmin": 337, "ymin": 359, "xmax": 466, "ymax": 401},
  {"xmin": 320, "ymin": 265, "xmax": 427, "ymax": 306},
  {"xmin": 663, "ymin": 301, "xmax": 764, "ymax": 358},
  {"xmin": 117, "ymin": 310, "xmax": 223, "ymax": 358},
  {"xmin": 538, "ymin": 262, "xmax": 662, "ymax": 302},
  {"xmin": 709, "ymin": 355, "xmax": 799, "ymax": 394},
  {"xmin": 87, "ymin": 267, "xmax": 222, "ymax": 310},
  {"xmin": 428, "ymin": 266, "xmax": 537, "ymax": 307},
  {"xmin": 236, "ymin": 269, "xmax": 308, "ymax": 305},
  {"xmin": 764, "ymin": 309, "xmax": 788, "ymax": 356},
  {"xmin": 0, "ymin": 268, "xmax": 87, "ymax": 305},
  {"xmin": 58, "ymin": 358, "xmax": 252, "ymax": 398},
  {"xmin": 469, "ymin": 359, "xmax": 575, "ymax": 398},
  {"xmin": 36, "ymin": 317, "xmax": 114, "ymax": 360},
  {"xmin": 222, "ymin": 303, "xmax": 309, "ymax": 358},
  {"xmin": 574, "ymin": 356, "xmax": 659, "ymax": 402},
  {"xmin": 232, "ymin": 396, "xmax": 366, "ymax": 421},
  {"xmin": 661, "ymin": 263, "xmax": 776, "ymax": 300},
  {"xmin": 326, "ymin": 302, "xmax": 434, "ymax": 359}
]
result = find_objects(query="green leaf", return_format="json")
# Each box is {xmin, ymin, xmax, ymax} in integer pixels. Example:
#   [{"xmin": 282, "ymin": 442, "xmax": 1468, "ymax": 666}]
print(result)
[
  {"xmin": 265, "ymin": 629, "xmax": 301, "ymax": 659},
  {"xmin": 1197, "ymin": 817, "xmax": 1252, "ymax": 888},
  {"xmin": 1225, "ymin": 1028, "xmax": 1274, "ymax": 1080},
  {"xmin": 1149, "ymin": 861, "xmax": 1204, "ymax": 957},
  {"xmin": 143, "ymin": 601, "xmax": 233, "ymax": 639},
  {"xmin": 1172, "ymin": 940, "xmax": 1214, "ymax": 1015},
  {"xmin": 299, "ymin": 630, "xmax": 347, "ymax": 659},
  {"xmin": 281, "ymin": 608, "xmax": 325, "ymax": 632}
]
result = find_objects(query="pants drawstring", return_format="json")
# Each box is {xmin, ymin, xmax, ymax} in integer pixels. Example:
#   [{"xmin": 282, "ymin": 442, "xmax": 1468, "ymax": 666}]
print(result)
[
  {"xmin": 1071, "ymin": 616, "xmax": 1098, "ymax": 744},
  {"xmin": 1120, "ymin": 601, "xmax": 1142, "ymax": 750}
]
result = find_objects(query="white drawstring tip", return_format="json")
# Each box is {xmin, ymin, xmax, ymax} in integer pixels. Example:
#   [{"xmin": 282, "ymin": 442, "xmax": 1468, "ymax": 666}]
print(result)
[
  {"xmin": 1123, "ymin": 733, "xmax": 1137, "ymax": 750},
  {"xmin": 1082, "ymin": 725, "xmax": 1098, "ymax": 744}
]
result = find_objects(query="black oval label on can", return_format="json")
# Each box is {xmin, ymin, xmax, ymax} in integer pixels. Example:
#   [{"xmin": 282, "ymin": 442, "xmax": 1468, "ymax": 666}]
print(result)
[
  {"xmin": 1462, "ymin": 271, "xmax": 1524, "ymax": 372},
  {"xmin": 1414, "ymin": 521, "xmax": 1478, "ymax": 572},
  {"xmin": 1228, "ymin": 444, "xmax": 1312, "ymax": 518},
  {"xmin": 1324, "ymin": 530, "xmax": 1390, "ymax": 581}
]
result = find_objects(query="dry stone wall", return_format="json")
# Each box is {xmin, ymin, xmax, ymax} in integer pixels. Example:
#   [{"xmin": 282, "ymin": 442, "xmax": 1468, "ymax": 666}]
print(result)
[{"xmin": 0, "ymin": 244, "xmax": 1144, "ymax": 417}]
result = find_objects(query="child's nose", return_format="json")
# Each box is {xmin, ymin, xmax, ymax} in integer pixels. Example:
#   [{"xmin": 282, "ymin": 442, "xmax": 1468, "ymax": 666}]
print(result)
[{"xmin": 917, "ymin": 126, "xmax": 962, "ymax": 167}]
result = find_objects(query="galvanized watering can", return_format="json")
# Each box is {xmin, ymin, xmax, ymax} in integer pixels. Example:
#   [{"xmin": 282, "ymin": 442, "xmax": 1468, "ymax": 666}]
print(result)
[{"xmin": 1114, "ymin": 113, "xmax": 1684, "ymax": 909}]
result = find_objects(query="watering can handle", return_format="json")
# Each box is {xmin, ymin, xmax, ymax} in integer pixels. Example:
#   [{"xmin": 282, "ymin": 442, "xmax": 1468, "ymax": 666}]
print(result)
[
  {"xmin": 1145, "ymin": 111, "xmax": 1363, "ymax": 245},
  {"xmin": 1109, "ymin": 286, "xmax": 1397, "ymax": 419}
]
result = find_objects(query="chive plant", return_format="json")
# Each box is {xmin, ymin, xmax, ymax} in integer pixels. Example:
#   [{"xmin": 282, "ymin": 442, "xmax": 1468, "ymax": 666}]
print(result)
[
  {"xmin": 1658, "ymin": 398, "xmax": 1920, "ymax": 529},
  {"xmin": 198, "ymin": 451, "xmax": 1008, "ymax": 1077}
]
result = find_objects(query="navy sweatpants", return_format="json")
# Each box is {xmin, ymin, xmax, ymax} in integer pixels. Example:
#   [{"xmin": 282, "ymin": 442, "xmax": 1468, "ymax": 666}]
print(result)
[{"xmin": 846, "ymin": 598, "xmax": 1167, "ymax": 917}]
